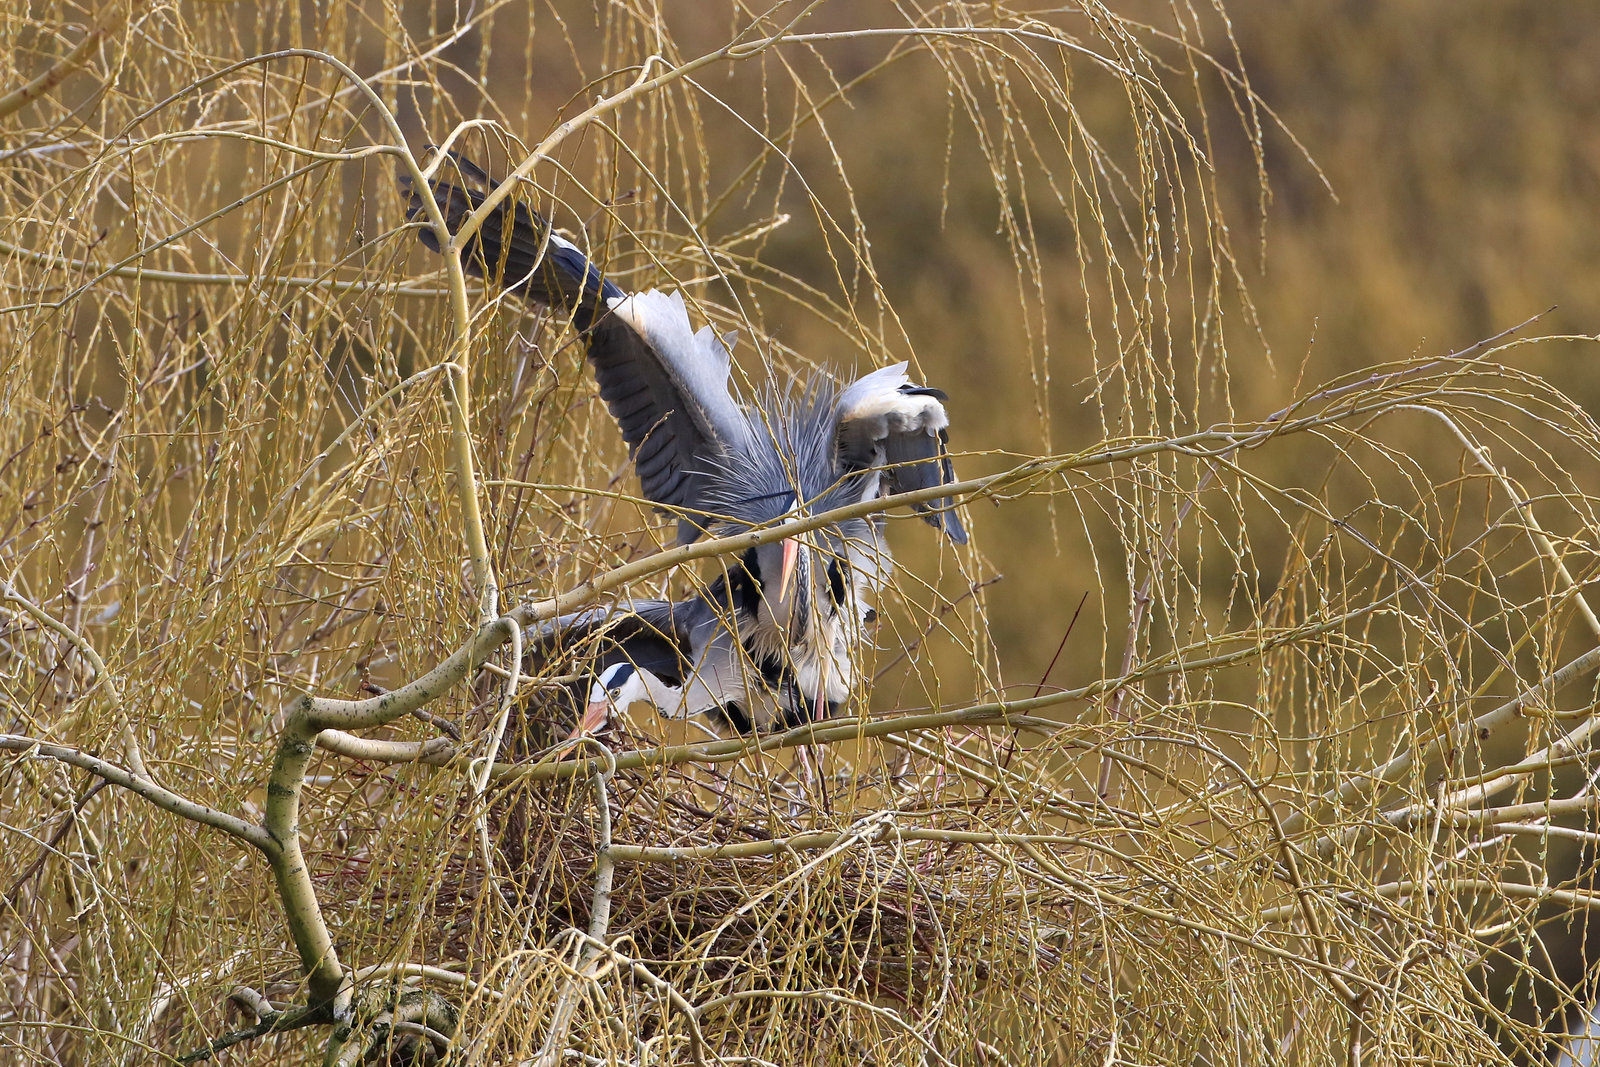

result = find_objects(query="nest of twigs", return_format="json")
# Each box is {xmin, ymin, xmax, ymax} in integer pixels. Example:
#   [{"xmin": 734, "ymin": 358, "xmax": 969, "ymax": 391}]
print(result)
[
  {"xmin": 369, "ymin": 670, "xmax": 1509, "ymax": 1067},
  {"xmin": 380, "ymin": 682, "xmax": 1100, "ymax": 1064}
]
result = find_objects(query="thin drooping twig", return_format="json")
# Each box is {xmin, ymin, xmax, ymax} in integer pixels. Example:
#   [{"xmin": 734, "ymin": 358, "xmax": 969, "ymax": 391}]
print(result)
[
  {"xmin": 2, "ymin": 579, "xmax": 147, "ymax": 778},
  {"xmin": 1283, "ymin": 640, "xmax": 1600, "ymax": 847},
  {"xmin": 1, "ymin": 777, "xmax": 107, "ymax": 911},
  {"xmin": 1407, "ymin": 402, "xmax": 1600, "ymax": 639},
  {"xmin": 1093, "ymin": 310, "xmax": 1551, "ymax": 798},
  {"xmin": 872, "ymin": 574, "xmax": 1005, "ymax": 682}
]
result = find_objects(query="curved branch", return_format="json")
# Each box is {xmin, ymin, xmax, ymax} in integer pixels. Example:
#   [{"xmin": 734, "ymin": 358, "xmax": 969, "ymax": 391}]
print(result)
[
  {"xmin": 0, "ymin": 735, "xmax": 272, "ymax": 852},
  {"xmin": 493, "ymin": 620, "xmax": 1355, "ymax": 785},
  {"xmin": 178, "ymin": 1001, "xmax": 327, "ymax": 1064},
  {"xmin": 315, "ymin": 730, "xmax": 454, "ymax": 764},
  {"xmin": 265, "ymin": 616, "xmax": 517, "ymax": 1014},
  {"xmin": 0, "ymin": 2, "xmax": 134, "ymax": 121}
]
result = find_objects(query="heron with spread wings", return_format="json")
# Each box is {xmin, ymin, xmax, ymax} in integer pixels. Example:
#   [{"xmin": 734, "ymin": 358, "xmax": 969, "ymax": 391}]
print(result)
[{"xmin": 404, "ymin": 154, "xmax": 967, "ymax": 737}]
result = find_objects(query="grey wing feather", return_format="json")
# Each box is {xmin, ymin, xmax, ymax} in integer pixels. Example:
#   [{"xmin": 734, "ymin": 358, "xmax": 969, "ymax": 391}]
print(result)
[
  {"xmin": 597, "ymin": 292, "xmax": 752, "ymax": 540},
  {"xmin": 528, "ymin": 599, "xmax": 702, "ymax": 687},
  {"xmin": 834, "ymin": 363, "xmax": 967, "ymax": 543},
  {"xmin": 403, "ymin": 153, "xmax": 748, "ymax": 541},
  {"xmin": 528, "ymin": 599, "xmax": 691, "ymax": 651}
]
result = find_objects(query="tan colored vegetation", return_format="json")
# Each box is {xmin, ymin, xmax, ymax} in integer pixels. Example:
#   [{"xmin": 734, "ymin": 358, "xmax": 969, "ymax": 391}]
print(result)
[{"xmin": 3, "ymin": 1, "xmax": 1599, "ymax": 1064}]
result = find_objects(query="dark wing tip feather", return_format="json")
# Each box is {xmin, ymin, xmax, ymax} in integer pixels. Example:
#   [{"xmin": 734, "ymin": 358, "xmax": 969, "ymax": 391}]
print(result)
[
  {"xmin": 400, "ymin": 150, "xmax": 620, "ymax": 324},
  {"xmin": 928, "ymin": 501, "xmax": 968, "ymax": 543},
  {"xmin": 835, "ymin": 368, "xmax": 968, "ymax": 543},
  {"xmin": 918, "ymin": 428, "xmax": 967, "ymax": 542}
]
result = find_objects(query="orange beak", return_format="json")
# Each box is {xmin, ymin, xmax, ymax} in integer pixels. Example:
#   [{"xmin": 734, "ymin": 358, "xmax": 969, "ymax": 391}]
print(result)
[
  {"xmin": 554, "ymin": 700, "xmax": 612, "ymax": 760},
  {"xmin": 777, "ymin": 537, "xmax": 800, "ymax": 605},
  {"xmin": 575, "ymin": 698, "xmax": 611, "ymax": 737}
]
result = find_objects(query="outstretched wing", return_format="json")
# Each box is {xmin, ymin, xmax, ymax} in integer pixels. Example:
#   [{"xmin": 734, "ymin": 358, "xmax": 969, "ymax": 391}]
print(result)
[
  {"xmin": 528, "ymin": 600, "xmax": 695, "ymax": 686},
  {"xmin": 833, "ymin": 363, "xmax": 967, "ymax": 543},
  {"xmin": 597, "ymin": 291, "xmax": 751, "ymax": 541},
  {"xmin": 400, "ymin": 153, "xmax": 619, "ymax": 327},
  {"xmin": 403, "ymin": 153, "xmax": 749, "ymax": 542}
]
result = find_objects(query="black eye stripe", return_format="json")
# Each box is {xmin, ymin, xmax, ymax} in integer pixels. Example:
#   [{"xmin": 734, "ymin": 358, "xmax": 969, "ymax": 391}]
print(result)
[{"xmin": 597, "ymin": 662, "xmax": 636, "ymax": 689}]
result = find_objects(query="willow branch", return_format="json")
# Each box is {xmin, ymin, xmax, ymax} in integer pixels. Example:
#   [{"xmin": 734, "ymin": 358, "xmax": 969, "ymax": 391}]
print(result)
[
  {"xmin": 534, "ymin": 758, "xmax": 617, "ymax": 1067},
  {"xmin": 1393, "ymin": 794, "xmax": 1600, "ymax": 827},
  {"xmin": 350, "ymin": 963, "xmax": 502, "ymax": 1002},
  {"xmin": 494, "ymin": 622, "xmax": 1358, "ymax": 786},
  {"xmin": 1405, "ymin": 403, "xmax": 1600, "ymax": 639},
  {"xmin": 2, "ymin": 580, "xmax": 146, "ymax": 778},
  {"xmin": 1094, "ymin": 313, "xmax": 1547, "ymax": 798},
  {"xmin": 121, "ymin": 48, "xmax": 491, "ymax": 618},
  {"xmin": 179, "ymin": 1003, "xmax": 326, "ymax": 1064},
  {"xmin": 1283, "ymin": 641, "xmax": 1600, "ymax": 845},
  {"xmin": 263, "ymin": 613, "xmax": 518, "ymax": 1016},
  {"xmin": 608, "ymin": 826, "xmax": 1094, "ymax": 864},
  {"xmin": 1258, "ymin": 879, "xmax": 1600, "ymax": 925},
  {"xmin": 0, "ymin": 2, "xmax": 134, "ymax": 121},
  {"xmin": 0, "ymin": 233, "xmax": 448, "ymax": 294},
  {"xmin": 314, "ymin": 730, "xmax": 454, "ymax": 764},
  {"xmin": 471, "ymin": 622, "xmax": 521, "ymax": 891},
  {"xmin": 0, "ymin": 735, "xmax": 272, "ymax": 852}
]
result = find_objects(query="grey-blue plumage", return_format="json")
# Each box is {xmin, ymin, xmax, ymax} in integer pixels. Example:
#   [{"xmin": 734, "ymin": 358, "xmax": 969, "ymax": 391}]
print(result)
[{"xmin": 406, "ymin": 153, "xmax": 967, "ymax": 732}]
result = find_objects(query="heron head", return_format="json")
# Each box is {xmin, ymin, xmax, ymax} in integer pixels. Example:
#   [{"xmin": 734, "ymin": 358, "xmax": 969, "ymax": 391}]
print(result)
[{"xmin": 580, "ymin": 661, "xmax": 641, "ymax": 735}]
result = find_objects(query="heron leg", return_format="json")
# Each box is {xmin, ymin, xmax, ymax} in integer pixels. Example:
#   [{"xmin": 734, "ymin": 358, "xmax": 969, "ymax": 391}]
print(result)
[{"xmin": 792, "ymin": 745, "xmax": 824, "ymax": 818}]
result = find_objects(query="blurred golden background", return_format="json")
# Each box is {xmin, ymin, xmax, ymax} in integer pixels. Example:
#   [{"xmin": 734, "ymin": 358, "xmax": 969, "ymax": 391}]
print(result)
[{"xmin": 6, "ymin": 1, "xmax": 1600, "ymax": 1062}]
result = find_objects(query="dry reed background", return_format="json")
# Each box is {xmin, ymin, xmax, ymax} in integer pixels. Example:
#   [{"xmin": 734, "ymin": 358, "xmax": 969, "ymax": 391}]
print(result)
[{"xmin": 3, "ymin": 1, "xmax": 1600, "ymax": 1064}]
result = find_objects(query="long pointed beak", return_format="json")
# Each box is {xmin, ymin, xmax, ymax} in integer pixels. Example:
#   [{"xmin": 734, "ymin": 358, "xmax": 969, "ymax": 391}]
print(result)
[
  {"xmin": 777, "ymin": 537, "xmax": 800, "ymax": 605},
  {"xmin": 552, "ymin": 699, "xmax": 612, "ymax": 760},
  {"xmin": 569, "ymin": 699, "xmax": 610, "ymax": 740}
]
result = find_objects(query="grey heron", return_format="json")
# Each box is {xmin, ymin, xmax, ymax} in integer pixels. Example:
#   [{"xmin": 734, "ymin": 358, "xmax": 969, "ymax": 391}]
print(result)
[{"xmin": 405, "ymin": 153, "xmax": 967, "ymax": 735}]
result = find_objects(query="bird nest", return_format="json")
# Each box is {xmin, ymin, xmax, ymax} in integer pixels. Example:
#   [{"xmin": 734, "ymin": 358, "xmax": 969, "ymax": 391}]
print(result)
[
  {"xmin": 357, "ymin": 670, "xmax": 1508, "ymax": 1067},
  {"xmin": 435, "ymin": 718, "xmax": 1086, "ymax": 1063}
]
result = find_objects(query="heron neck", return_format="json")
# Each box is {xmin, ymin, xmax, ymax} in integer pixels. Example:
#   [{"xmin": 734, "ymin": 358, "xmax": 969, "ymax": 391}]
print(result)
[{"xmin": 633, "ymin": 668, "xmax": 685, "ymax": 714}]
